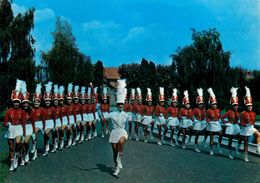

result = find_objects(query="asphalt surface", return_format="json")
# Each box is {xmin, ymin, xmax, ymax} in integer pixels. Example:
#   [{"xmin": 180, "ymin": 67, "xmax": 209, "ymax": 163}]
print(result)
[{"xmin": 1, "ymin": 130, "xmax": 260, "ymax": 183}]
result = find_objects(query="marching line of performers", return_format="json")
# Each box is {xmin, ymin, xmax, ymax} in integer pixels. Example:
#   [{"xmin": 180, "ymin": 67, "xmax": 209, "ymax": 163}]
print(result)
[
  {"xmin": 3, "ymin": 80, "xmax": 111, "ymax": 172},
  {"xmin": 2, "ymin": 79, "xmax": 260, "ymax": 173},
  {"xmin": 123, "ymin": 86, "xmax": 260, "ymax": 162}
]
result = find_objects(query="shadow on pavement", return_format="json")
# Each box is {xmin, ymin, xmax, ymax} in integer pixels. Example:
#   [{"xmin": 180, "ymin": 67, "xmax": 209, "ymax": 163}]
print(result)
[{"xmin": 71, "ymin": 163, "xmax": 114, "ymax": 176}]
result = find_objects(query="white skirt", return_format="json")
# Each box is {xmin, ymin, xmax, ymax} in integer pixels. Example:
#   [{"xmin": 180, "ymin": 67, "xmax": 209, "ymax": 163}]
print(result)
[
  {"xmin": 193, "ymin": 120, "xmax": 206, "ymax": 131},
  {"xmin": 62, "ymin": 116, "xmax": 68, "ymax": 126},
  {"xmin": 155, "ymin": 116, "xmax": 166, "ymax": 125},
  {"xmin": 103, "ymin": 112, "xmax": 110, "ymax": 119},
  {"xmin": 136, "ymin": 114, "xmax": 143, "ymax": 123},
  {"xmin": 5, "ymin": 125, "xmax": 23, "ymax": 139},
  {"xmin": 76, "ymin": 114, "xmax": 82, "ymax": 122},
  {"xmin": 180, "ymin": 118, "xmax": 193, "ymax": 128},
  {"xmin": 35, "ymin": 121, "xmax": 43, "ymax": 130},
  {"xmin": 142, "ymin": 116, "xmax": 153, "ymax": 125},
  {"xmin": 127, "ymin": 112, "xmax": 135, "ymax": 122},
  {"xmin": 45, "ymin": 119, "xmax": 54, "ymax": 129},
  {"xmin": 225, "ymin": 123, "xmax": 241, "ymax": 135},
  {"xmin": 56, "ymin": 118, "xmax": 62, "ymax": 127},
  {"xmin": 87, "ymin": 113, "xmax": 94, "ymax": 122},
  {"xmin": 240, "ymin": 125, "xmax": 256, "ymax": 136},
  {"xmin": 83, "ymin": 113, "xmax": 88, "ymax": 121},
  {"xmin": 207, "ymin": 121, "xmax": 222, "ymax": 132},
  {"xmin": 168, "ymin": 117, "xmax": 179, "ymax": 127},
  {"xmin": 69, "ymin": 115, "xmax": 75, "ymax": 124},
  {"xmin": 25, "ymin": 124, "xmax": 33, "ymax": 136},
  {"xmin": 109, "ymin": 128, "xmax": 128, "ymax": 143}
]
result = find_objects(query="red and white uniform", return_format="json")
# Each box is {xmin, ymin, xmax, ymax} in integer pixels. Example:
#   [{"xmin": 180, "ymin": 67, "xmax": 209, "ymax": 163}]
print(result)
[
  {"xmin": 167, "ymin": 107, "xmax": 179, "ymax": 127},
  {"xmin": 86, "ymin": 103, "xmax": 95, "ymax": 122},
  {"xmin": 142, "ymin": 105, "xmax": 154, "ymax": 125},
  {"xmin": 193, "ymin": 108, "xmax": 206, "ymax": 131},
  {"xmin": 206, "ymin": 108, "xmax": 222, "ymax": 132},
  {"xmin": 4, "ymin": 108, "xmax": 25, "ymax": 139},
  {"xmin": 22, "ymin": 110, "xmax": 33, "ymax": 136},
  {"xmin": 30, "ymin": 107, "xmax": 46, "ymax": 131},
  {"xmin": 134, "ymin": 104, "xmax": 145, "ymax": 123},
  {"xmin": 67, "ymin": 104, "xmax": 75, "ymax": 125},
  {"xmin": 74, "ymin": 103, "xmax": 83, "ymax": 122},
  {"xmin": 101, "ymin": 103, "xmax": 110, "ymax": 119},
  {"xmin": 178, "ymin": 108, "xmax": 193, "ymax": 128},
  {"xmin": 44, "ymin": 106, "xmax": 56, "ymax": 129},
  {"xmin": 240, "ymin": 110, "xmax": 257, "ymax": 136},
  {"xmin": 60, "ymin": 105, "xmax": 69, "ymax": 126},
  {"xmin": 81, "ymin": 104, "xmax": 88, "ymax": 123},
  {"xmin": 221, "ymin": 110, "xmax": 241, "ymax": 135},
  {"xmin": 53, "ymin": 106, "xmax": 62, "ymax": 128},
  {"xmin": 155, "ymin": 105, "xmax": 167, "ymax": 125}
]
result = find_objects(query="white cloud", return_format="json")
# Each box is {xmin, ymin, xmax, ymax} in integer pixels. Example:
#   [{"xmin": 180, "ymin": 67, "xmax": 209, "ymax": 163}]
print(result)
[
  {"xmin": 35, "ymin": 8, "xmax": 55, "ymax": 23},
  {"xmin": 11, "ymin": 3, "xmax": 27, "ymax": 15},
  {"xmin": 82, "ymin": 20, "xmax": 119, "ymax": 30},
  {"xmin": 121, "ymin": 26, "xmax": 144, "ymax": 43}
]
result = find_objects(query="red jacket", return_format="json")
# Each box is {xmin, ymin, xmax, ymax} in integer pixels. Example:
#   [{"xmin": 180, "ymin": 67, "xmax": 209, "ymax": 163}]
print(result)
[
  {"xmin": 167, "ymin": 107, "xmax": 179, "ymax": 118},
  {"xmin": 124, "ymin": 103, "xmax": 133, "ymax": 112},
  {"xmin": 155, "ymin": 105, "xmax": 167, "ymax": 118},
  {"xmin": 73, "ymin": 103, "xmax": 83, "ymax": 121},
  {"xmin": 193, "ymin": 108, "xmax": 206, "ymax": 121},
  {"xmin": 240, "ymin": 110, "xmax": 256, "ymax": 126},
  {"xmin": 206, "ymin": 108, "xmax": 220, "ymax": 123},
  {"xmin": 101, "ymin": 103, "xmax": 110, "ymax": 113},
  {"xmin": 143, "ymin": 105, "xmax": 154, "ymax": 116},
  {"xmin": 134, "ymin": 104, "xmax": 145, "ymax": 115},
  {"xmin": 221, "ymin": 109, "xmax": 240, "ymax": 124},
  {"xmin": 178, "ymin": 108, "xmax": 194, "ymax": 120},
  {"xmin": 43, "ymin": 106, "xmax": 56, "ymax": 127},
  {"xmin": 30, "ymin": 107, "xmax": 46, "ymax": 131}
]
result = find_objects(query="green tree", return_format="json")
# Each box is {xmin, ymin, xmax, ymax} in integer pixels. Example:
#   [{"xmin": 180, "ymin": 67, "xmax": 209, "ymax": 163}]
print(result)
[
  {"xmin": 42, "ymin": 17, "xmax": 93, "ymax": 86},
  {"xmin": 93, "ymin": 60, "xmax": 104, "ymax": 87}
]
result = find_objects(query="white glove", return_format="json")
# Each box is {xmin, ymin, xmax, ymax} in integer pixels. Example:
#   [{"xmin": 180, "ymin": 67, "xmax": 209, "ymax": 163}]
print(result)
[
  {"xmin": 159, "ymin": 113, "xmax": 163, "ymax": 117},
  {"xmin": 7, "ymin": 122, "xmax": 11, "ymax": 128},
  {"xmin": 31, "ymin": 133, "xmax": 36, "ymax": 140}
]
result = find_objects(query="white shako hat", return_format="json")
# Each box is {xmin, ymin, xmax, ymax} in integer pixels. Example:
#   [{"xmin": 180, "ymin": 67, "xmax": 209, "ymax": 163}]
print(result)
[
  {"xmin": 207, "ymin": 88, "xmax": 217, "ymax": 105},
  {"xmin": 196, "ymin": 88, "xmax": 204, "ymax": 104},
  {"xmin": 136, "ymin": 87, "xmax": 142, "ymax": 100},
  {"xmin": 159, "ymin": 87, "xmax": 165, "ymax": 102},
  {"xmin": 244, "ymin": 86, "xmax": 252, "ymax": 106},
  {"xmin": 182, "ymin": 90, "xmax": 190, "ymax": 105},
  {"xmin": 172, "ymin": 88, "xmax": 178, "ymax": 103},
  {"xmin": 230, "ymin": 87, "xmax": 239, "ymax": 105},
  {"xmin": 116, "ymin": 79, "xmax": 127, "ymax": 104},
  {"xmin": 146, "ymin": 88, "xmax": 152, "ymax": 101}
]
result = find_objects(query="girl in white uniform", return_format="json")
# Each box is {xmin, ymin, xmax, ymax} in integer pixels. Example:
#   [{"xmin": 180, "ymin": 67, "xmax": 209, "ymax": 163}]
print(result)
[{"xmin": 108, "ymin": 79, "xmax": 128, "ymax": 177}]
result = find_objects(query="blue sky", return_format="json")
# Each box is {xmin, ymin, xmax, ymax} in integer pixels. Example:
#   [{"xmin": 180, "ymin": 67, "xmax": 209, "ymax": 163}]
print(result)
[{"xmin": 12, "ymin": 0, "xmax": 260, "ymax": 69}]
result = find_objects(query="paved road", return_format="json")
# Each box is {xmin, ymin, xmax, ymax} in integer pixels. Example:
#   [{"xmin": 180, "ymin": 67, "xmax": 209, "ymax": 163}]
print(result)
[{"xmin": 2, "ymin": 133, "xmax": 260, "ymax": 183}]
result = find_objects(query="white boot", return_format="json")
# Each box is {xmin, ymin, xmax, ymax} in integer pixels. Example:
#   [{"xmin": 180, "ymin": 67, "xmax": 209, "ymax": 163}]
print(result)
[
  {"xmin": 72, "ymin": 139, "xmax": 76, "ymax": 146},
  {"xmin": 175, "ymin": 135, "xmax": 179, "ymax": 146},
  {"xmin": 105, "ymin": 128, "xmax": 109, "ymax": 135},
  {"xmin": 87, "ymin": 134, "xmax": 92, "ymax": 140},
  {"xmin": 144, "ymin": 137, "xmax": 148, "ymax": 143},
  {"xmin": 117, "ymin": 153, "xmax": 123, "ymax": 169},
  {"xmin": 244, "ymin": 153, "xmax": 249, "ymax": 162},
  {"xmin": 54, "ymin": 139, "xmax": 58, "ymax": 149},
  {"xmin": 32, "ymin": 150, "xmax": 37, "ymax": 161},
  {"xmin": 210, "ymin": 147, "xmax": 214, "ymax": 156},
  {"xmin": 195, "ymin": 145, "xmax": 201, "ymax": 153},
  {"xmin": 13, "ymin": 154, "xmax": 18, "ymax": 169},
  {"xmin": 113, "ymin": 166, "xmax": 120, "ymax": 177},
  {"xmin": 25, "ymin": 153, "xmax": 29, "ymax": 163},
  {"xmin": 80, "ymin": 135, "xmax": 84, "ymax": 143},
  {"xmin": 135, "ymin": 134, "xmax": 139, "ymax": 142},
  {"xmin": 228, "ymin": 151, "xmax": 234, "ymax": 160},
  {"xmin": 9, "ymin": 160, "xmax": 14, "ymax": 171},
  {"xmin": 46, "ymin": 143, "xmax": 50, "ymax": 152},
  {"xmin": 60, "ymin": 140, "xmax": 64, "ymax": 150},
  {"xmin": 94, "ymin": 131, "xmax": 97, "ymax": 137},
  {"xmin": 20, "ymin": 157, "xmax": 25, "ymax": 166},
  {"xmin": 101, "ymin": 133, "xmax": 104, "ymax": 138},
  {"xmin": 182, "ymin": 144, "xmax": 186, "ymax": 149},
  {"xmin": 51, "ymin": 146, "xmax": 56, "ymax": 153},
  {"xmin": 31, "ymin": 143, "xmax": 36, "ymax": 153},
  {"xmin": 157, "ymin": 140, "xmax": 162, "ymax": 146},
  {"xmin": 187, "ymin": 136, "xmax": 192, "ymax": 145},
  {"xmin": 170, "ymin": 140, "xmax": 175, "ymax": 147},
  {"xmin": 162, "ymin": 137, "xmax": 165, "ymax": 144},
  {"xmin": 66, "ymin": 138, "xmax": 72, "ymax": 148},
  {"xmin": 76, "ymin": 134, "xmax": 80, "ymax": 141}
]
